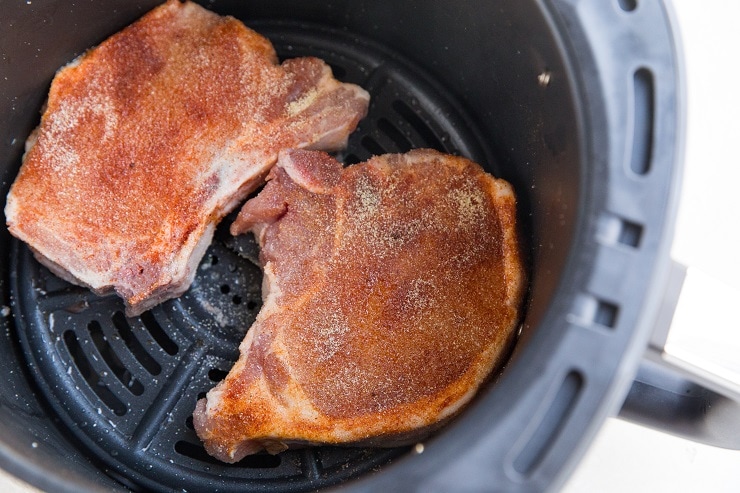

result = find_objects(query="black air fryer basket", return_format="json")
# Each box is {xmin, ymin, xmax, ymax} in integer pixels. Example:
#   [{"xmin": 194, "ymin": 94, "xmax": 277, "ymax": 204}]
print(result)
[{"xmin": 0, "ymin": 1, "xmax": 701, "ymax": 491}]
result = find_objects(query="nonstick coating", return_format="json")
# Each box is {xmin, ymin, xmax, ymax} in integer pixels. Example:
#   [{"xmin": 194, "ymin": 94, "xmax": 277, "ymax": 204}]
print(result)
[{"xmin": 0, "ymin": 1, "xmax": 682, "ymax": 492}]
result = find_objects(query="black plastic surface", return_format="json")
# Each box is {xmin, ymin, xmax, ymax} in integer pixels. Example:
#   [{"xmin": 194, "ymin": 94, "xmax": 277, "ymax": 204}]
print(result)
[
  {"xmin": 620, "ymin": 355, "xmax": 740, "ymax": 450},
  {"xmin": 0, "ymin": 1, "xmax": 683, "ymax": 492}
]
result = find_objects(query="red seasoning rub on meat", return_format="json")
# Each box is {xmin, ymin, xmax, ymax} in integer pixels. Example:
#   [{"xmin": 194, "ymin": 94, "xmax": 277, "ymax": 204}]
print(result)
[
  {"xmin": 193, "ymin": 149, "xmax": 526, "ymax": 462},
  {"xmin": 4, "ymin": 0, "xmax": 369, "ymax": 316}
]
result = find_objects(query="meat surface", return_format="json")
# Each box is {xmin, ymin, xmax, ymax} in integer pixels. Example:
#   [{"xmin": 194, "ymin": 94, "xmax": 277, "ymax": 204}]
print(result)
[
  {"xmin": 4, "ymin": 0, "xmax": 369, "ymax": 316},
  {"xmin": 193, "ymin": 148, "xmax": 526, "ymax": 462}
]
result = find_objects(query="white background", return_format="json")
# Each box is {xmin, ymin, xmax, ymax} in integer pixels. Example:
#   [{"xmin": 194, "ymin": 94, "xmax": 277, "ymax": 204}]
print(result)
[{"xmin": 2, "ymin": 0, "xmax": 739, "ymax": 491}]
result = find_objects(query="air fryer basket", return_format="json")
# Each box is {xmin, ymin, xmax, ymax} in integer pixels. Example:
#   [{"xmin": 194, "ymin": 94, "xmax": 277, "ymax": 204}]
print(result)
[{"xmin": 0, "ymin": 1, "xmax": 682, "ymax": 492}]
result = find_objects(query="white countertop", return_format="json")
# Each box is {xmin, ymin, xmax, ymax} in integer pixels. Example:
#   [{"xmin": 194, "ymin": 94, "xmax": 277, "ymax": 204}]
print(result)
[{"xmin": 2, "ymin": 1, "xmax": 739, "ymax": 492}]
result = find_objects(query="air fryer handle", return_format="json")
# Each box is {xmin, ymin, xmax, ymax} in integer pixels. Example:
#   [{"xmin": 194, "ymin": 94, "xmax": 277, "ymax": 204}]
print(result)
[{"xmin": 618, "ymin": 261, "xmax": 740, "ymax": 449}]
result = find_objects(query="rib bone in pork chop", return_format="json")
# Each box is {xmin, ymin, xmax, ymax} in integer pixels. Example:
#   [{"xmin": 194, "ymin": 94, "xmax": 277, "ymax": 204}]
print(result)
[
  {"xmin": 4, "ymin": 0, "xmax": 369, "ymax": 316},
  {"xmin": 193, "ymin": 148, "xmax": 526, "ymax": 462}
]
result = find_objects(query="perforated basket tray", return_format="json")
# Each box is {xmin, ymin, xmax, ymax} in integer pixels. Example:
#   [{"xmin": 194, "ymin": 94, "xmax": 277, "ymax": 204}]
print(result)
[{"xmin": 9, "ymin": 21, "xmax": 494, "ymax": 492}]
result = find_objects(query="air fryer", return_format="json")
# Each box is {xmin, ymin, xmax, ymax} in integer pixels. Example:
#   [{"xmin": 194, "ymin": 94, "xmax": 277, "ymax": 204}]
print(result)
[{"xmin": 0, "ymin": 1, "xmax": 711, "ymax": 492}]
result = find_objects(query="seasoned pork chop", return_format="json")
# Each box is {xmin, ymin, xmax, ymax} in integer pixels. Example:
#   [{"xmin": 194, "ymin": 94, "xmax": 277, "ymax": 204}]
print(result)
[
  {"xmin": 193, "ymin": 148, "xmax": 526, "ymax": 462},
  {"xmin": 4, "ymin": 0, "xmax": 369, "ymax": 316}
]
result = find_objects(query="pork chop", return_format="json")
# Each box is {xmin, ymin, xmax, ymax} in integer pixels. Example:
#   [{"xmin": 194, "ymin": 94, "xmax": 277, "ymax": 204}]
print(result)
[
  {"xmin": 4, "ymin": 0, "xmax": 369, "ymax": 316},
  {"xmin": 193, "ymin": 148, "xmax": 526, "ymax": 462}
]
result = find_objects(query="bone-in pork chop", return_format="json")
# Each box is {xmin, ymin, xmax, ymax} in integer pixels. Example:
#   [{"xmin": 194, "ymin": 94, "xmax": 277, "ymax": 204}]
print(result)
[
  {"xmin": 193, "ymin": 148, "xmax": 526, "ymax": 462},
  {"xmin": 4, "ymin": 0, "xmax": 369, "ymax": 316}
]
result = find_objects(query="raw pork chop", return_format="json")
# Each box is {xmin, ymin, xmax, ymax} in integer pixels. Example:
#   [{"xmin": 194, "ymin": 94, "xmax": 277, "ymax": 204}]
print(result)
[
  {"xmin": 193, "ymin": 148, "xmax": 526, "ymax": 462},
  {"xmin": 4, "ymin": 0, "xmax": 369, "ymax": 316}
]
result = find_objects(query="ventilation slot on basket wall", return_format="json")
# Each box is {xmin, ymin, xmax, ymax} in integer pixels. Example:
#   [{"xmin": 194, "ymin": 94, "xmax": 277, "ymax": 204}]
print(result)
[
  {"xmin": 629, "ymin": 68, "xmax": 655, "ymax": 175},
  {"xmin": 617, "ymin": 0, "xmax": 638, "ymax": 12},
  {"xmin": 512, "ymin": 371, "xmax": 583, "ymax": 475}
]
